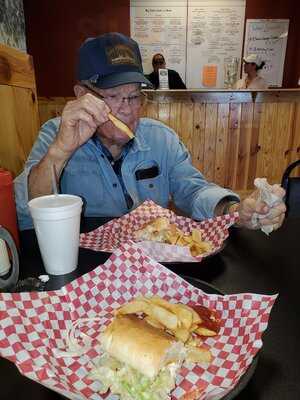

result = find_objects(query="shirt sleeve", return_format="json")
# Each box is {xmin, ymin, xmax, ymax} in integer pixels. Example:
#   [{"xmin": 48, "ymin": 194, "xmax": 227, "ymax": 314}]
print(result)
[
  {"xmin": 167, "ymin": 133, "xmax": 239, "ymax": 220},
  {"xmin": 14, "ymin": 117, "xmax": 61, "ymax": 230}
]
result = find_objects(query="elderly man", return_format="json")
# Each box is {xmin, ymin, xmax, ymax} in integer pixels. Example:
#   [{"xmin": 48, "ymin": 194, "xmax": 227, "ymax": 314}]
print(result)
[{"xmin": 15, "ymin": 32, "xmax": 285, "ymax": 231}]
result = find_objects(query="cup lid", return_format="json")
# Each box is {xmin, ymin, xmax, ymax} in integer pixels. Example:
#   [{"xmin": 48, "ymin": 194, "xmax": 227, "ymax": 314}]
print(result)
[{"xmin": 28, "ymin": 194, "xmax": 83, "ymax": 212}]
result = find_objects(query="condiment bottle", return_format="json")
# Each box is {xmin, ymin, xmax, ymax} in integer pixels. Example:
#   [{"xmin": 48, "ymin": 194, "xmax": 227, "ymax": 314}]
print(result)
[
  {"xmin": 0, "ymin": 168, "xmax": 20, "ymax": 249},
  {"xmin": 0, "ymin": 226, "xmax": 19, "ymax": 290}
]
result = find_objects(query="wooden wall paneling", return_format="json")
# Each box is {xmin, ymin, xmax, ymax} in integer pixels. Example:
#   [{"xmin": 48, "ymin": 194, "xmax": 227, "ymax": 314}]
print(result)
[
  {"xmin": 271, "ymin": 103, "xmax": 295, "ymax": 182},
  {"xmin": 192, "ymin": 103, "xmax": 206, "ymax": 172},
  {"xmin": 225, "ymin": 103, "xmax": 241, "ymax": 189},
  {"xmin": 247, "ymin": 102, "xmax": 262, "ymax": 188},
  {"xmin": 236, "ymin": 103, "xmax": 254, "ymax": 189},
  {"xmin": 142, "ymin": 98, "xmax": 158, "ymax": 120},
  {"xmin": 12, "ymin": 86, "xmax": 40, "ymax": 159},
  {"xmin": 179, "ymin": 102, "xmax": 194, "ymax": 155},
  {"xmin": 0, "ymin": 85, "xmax": 39, "ymax": 176},
  {"xmin": 168, "ymin": 102, "xmax": 183, "ymax": 135},
  {"xmin": 38, "ymin": 97, "xmax": 50, "ymax": 125},
  {"xmin": 38, "ymin": 97, "xmax": 70, "ymax": 125},
  {"xmin": 157, "ymin": 102, "xmax": 171, "ymax": 127},
  {"xmin": 203, "ymin": 104, "xmax": 218, "ymax": 182},
  {"xmin": 0, "ymin": 43, "xmax": 40, "ymax": 177},
  {"xmin": 0, "ymin": 86, "xmax": 22, "ymax": 174},
  {"xmin": 256, "ymin": 103, "xmax": 278, "ymax": 182},
  {"xmin": 214, "ymin": 103, "xmax": 229, "ymax": 187},
  {"xmin": 0, "ymin": 43, "xmax": 36, "ymax": 91}
]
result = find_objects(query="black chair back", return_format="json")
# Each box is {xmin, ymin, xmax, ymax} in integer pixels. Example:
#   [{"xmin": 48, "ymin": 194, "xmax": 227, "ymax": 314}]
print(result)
[{"xmin": 281, "ymin": 160, "xmax": 300, "ymax": 217}]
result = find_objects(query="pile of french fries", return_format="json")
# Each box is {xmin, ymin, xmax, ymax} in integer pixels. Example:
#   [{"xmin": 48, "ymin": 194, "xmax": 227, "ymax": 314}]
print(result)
[
  {"xmin": 135, "ymin": 217, "xmax": 213, "ymax": 257},
  {"xmin": 165, "ymin": 226, "xmax": 213, "ymax": 257},
  {"xmin": 115, "ymin": 296, "xmax": 221, "ymax": 363}
]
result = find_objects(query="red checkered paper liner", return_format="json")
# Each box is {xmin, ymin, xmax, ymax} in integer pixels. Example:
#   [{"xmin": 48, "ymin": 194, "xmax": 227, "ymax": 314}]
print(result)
[
  {"xmin": 80, "ymin": 200, "xmax": 239, "ymax": 262},
  {"xmin": 0, "ymin": 242, "xmax": 276, "ymax": 400}
]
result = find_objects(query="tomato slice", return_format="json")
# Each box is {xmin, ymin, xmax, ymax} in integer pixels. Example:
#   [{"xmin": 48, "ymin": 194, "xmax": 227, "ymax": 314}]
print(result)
[{"xmin": 192, "ymin": 305, "xmax": 221, "ymax": 335}]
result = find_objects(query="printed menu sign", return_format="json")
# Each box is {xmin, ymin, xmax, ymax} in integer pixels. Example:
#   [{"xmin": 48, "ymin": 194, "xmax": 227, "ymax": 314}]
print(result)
[
  {"xmin": 130, "ymin": 0, "xmax": 187, "ymax": 84},
  {"xmin": 186, "ymin": 0, "xmax": 246, "ymax": 88},
  {"xmin": 244, "ymin": 19, "xmax": 289, "ymax": 87}
]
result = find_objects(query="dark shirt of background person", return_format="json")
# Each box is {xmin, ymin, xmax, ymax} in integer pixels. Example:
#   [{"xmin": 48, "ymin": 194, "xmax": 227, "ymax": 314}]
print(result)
[{"xmin": 147, "ymin": 53, "xmax": 186, "ymax": 89}]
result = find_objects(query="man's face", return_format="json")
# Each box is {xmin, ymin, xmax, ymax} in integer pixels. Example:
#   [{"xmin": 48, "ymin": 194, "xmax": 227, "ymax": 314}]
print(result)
[
  {"xmin": 152, "ymin": 55, "xmax": 166, "ymax": 73},
  {"xmin": 87, "ymin": 83, "xmax": 142, "ymax": 145}
]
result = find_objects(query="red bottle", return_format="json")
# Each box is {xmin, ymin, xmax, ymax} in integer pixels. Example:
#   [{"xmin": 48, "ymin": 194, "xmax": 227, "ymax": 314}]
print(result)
[{"xmin": 0, "ymin": 169, "xmax": 20, "ymax": 249}]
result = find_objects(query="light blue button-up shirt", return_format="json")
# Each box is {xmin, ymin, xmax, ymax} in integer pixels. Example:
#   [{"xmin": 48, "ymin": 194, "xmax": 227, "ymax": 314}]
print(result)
[{"xmin": 14, "ymin": 117, "xmax": 239, "ymax": 230}]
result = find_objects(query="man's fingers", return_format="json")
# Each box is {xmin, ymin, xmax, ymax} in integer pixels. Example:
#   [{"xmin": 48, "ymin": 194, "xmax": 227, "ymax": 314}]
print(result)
[
  {"xmin": 73, "ymin": 109, "xmax": 98, "ymax": 131},
  {"xmin": 63, "ymin": 94, "xmax": 110, "ymax": 127},
  {"xmin": 80, "ymin": 94, "xmax": 111, "ymax": 125}
]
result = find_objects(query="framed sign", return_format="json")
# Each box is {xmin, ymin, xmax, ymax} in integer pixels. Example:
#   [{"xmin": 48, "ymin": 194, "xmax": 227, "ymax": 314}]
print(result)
[
  {"xmin": 130, "ymin": 0, "xmax": 187, "ymax": 83},
  {"xmin": 243, "ymin": 19, "xmax": 289, "ymax": 87}
]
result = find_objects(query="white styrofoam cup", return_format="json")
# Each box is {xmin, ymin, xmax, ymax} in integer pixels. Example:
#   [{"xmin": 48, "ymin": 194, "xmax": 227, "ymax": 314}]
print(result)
[{"xmin": 28, "ymin": 194, "xmax": 83, "ymax": 275}]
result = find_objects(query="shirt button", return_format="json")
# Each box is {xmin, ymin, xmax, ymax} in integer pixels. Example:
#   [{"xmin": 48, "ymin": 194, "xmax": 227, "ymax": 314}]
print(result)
[
  {"xmin": 149, "ymin": 183, "xmax": 154, "ymax": 188},
  {"xmin": 111, "ymin": 161, "xmax": 115, "ymax": 166},
  {"xmin": 113, "ymin": 183, "xmax": 117, "ymax": 188}
]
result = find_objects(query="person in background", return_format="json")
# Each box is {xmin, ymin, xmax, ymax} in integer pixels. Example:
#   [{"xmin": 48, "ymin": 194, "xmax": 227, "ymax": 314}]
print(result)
[
  {"xmin": 14, "ymin": 33, "xmax": 285, "ymax": 232},
  {"xmin": 147, "ymin": 53, "xmax": 186, "ymax": 89},
  {"xmin": 236, "ymin": 54, "xmax": 268, "ymax": 89}
]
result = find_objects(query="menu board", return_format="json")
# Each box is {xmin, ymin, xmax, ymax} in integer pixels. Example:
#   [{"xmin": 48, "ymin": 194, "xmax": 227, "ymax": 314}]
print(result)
[
  {"xmin": 186, "ymin": 0, "xmax": 246, "ymax": 88},
  {"xmin": 243, "ymin": 19, "xmax": 289, "ymax": 87},
  {"xmin": 130, "ymin": 0, "xmax": 187, "ymax": 83}
]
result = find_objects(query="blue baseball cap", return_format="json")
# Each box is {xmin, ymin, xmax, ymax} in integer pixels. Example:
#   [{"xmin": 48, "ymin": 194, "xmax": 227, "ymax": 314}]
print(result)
[{"xmin": 77, "ymin": 32, "xmax": 152, "ymax": 89}]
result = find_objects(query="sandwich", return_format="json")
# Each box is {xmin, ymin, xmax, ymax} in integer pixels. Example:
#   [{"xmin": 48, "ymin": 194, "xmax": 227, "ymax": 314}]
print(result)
[
  {"xmin": 90, "ymin": 314, "xmax": 186, "ymax": 400},
  {"xmin": 135, "ymin": 216, "xmax": 172, "ymax": 242}
]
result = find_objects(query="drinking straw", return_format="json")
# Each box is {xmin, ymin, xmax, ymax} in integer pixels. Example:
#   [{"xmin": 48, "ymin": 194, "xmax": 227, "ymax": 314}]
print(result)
[{"xmin": 51, "ymin": 164, "xmax": 59, "ymax": 196}]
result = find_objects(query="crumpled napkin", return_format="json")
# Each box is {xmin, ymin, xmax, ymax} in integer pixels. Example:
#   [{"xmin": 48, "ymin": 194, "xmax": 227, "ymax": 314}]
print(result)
[{"xmin": 251, "ymin": 178, "xmax": 283, "ymax": 235}]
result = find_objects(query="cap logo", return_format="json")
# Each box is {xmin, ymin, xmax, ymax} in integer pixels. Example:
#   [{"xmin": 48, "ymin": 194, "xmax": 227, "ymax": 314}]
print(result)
[{"xmin": 106, "ymin": 44, "xmax": 139, "ymax": 67}]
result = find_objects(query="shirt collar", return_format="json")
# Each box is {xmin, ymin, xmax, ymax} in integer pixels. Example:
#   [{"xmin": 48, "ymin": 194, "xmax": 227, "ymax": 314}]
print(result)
[{"xmin": 92, "ymin": 134, "xmax": 134, "ymax": 160}]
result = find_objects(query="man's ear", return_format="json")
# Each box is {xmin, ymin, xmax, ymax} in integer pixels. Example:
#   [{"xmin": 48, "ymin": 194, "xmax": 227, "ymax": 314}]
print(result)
[{"xmin": 74, "ymin": 84, "xmax": 87, "ymax": 98}]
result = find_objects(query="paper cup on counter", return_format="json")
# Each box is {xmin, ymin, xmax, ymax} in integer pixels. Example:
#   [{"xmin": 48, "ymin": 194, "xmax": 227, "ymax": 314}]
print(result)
[{"xmin": 28, "ymin": 194, "xmax": 83, "ymax": 275}]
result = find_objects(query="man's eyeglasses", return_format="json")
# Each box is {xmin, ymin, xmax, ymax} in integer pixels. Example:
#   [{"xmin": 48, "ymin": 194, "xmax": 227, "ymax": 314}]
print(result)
[{"xmin": 83, "ymin": 84, "xmax": 145, "ymax": 108}]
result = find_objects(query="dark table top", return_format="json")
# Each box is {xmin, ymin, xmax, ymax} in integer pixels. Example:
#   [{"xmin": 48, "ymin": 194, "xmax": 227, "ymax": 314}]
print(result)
[{"xmin": 1, "ymin": 216, "xmax": 300, "ymax": 400}]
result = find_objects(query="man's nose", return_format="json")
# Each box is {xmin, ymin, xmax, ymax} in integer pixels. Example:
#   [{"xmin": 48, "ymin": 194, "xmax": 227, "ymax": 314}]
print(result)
[{"xmin": 118, "ymin": 98, "xmax": 132, "ymax": 114}]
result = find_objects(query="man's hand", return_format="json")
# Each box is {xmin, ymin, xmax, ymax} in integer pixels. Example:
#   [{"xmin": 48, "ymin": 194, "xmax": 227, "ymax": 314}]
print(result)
[
  {"xmin": 230, "ymin": 186, "xmax": 286, "ymax": 230},
  {"xmin": 50, "ymin": 93, "xmax": 111, "ymax": 159},
  {"xmin": 28, "ymin": 94, "xmax": 111, "ymax": 200}
]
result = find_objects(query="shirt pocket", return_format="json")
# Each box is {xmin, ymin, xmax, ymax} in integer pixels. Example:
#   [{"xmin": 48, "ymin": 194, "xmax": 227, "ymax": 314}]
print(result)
[{"xmin": 134, "ymin": 161, "xmax": 169, "ymax": 205}]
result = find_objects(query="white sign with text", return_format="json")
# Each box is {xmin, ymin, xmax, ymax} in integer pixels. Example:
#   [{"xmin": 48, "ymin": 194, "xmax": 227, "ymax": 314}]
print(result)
[{"xmin": 243, "ymin": 19, "xmax": 289, "ymax": 87}]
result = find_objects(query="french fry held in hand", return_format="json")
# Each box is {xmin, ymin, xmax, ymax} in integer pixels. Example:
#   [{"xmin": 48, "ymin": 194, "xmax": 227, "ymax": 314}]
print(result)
[
  {"xmin": 108, "ymin": 112, "xmax": 134, "ymax": 139},
  {"xmin": 115, "ymin": 295, "xmax": 221, "ymax": 364}
]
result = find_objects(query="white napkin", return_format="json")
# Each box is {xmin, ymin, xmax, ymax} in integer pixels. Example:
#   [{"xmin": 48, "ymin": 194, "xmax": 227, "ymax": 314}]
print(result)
[{"xmin": 251, "ymin": 178, "xmax": 283, "ymax": 235}]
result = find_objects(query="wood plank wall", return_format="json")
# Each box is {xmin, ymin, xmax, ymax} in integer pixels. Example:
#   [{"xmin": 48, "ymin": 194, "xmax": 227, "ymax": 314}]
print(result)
[
  {"xmin": 0, "ymin": 43, "xmax": 40, "ymax": 177},
  {"xmin": 38, "ymin": 90, "xmax": 300, "ymax": 195}
]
